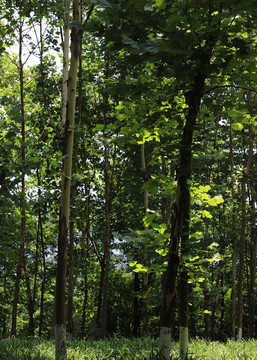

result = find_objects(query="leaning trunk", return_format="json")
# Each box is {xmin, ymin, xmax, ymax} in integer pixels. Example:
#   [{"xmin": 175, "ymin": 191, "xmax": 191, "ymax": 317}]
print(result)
[{"xmin": 160, "ymin": 68, "xmax": 210, "ymax": 359}]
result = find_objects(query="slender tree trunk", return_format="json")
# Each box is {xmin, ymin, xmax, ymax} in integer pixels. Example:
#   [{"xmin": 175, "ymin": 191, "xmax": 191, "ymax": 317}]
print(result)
[
  {"xmin": 237, "ymin": 122, "xmax": 253, "ymax": 340},
  {"xmin": 188, "ymin": 284, "xmax": 196, "ymax": 338},
  {"xmin": 101, "ymin": 143, "xmax": 112, "ymax": 336},
  {"xmin": 100, "ymin": 49, "xmax": 113, "ymax": 337},
  {"xmin": 160, "ymin": 57, "xmax": 213, "ymax": 358},
  {"xmin": 25, "ymin": 191, "xmax": 40, "ymax": 336},
  {"xmin": 24, "ymin": 257, "xmax": 35, "ymax": 337},
  {"xmin": 80, "ymin": 233, "xmax": 89, "ymax": 336},
  {"xmin": 67, "ymin": 44, "xmax": 85, "ymax": 339},
  {"xmin": 96, "ymin": 262, "xmax": 104, "ymax": 329},
  {"xmin": 249, "ymin": 175, "xmax": 257, "ymax": 338},
  {"xmin": 38, "ymin": 172, "xmax": 46, "ymax": 338},
  {"xmin": 179, "ymin": 267, "xmax": 189, "ymax": 360},
  {"xmin": 141, "ymin": 142, "xmax": 149, "ymax": 335},
  {"xmin": 61, "ymin": 0, "xmax": 70, "ymax": 128},
  {"xmin": 66, "ymin": 213, "xmax": 75, "ymax": 339},
  {"xmin": 55, "ymin": 0, "xmax": 81, "ymax": 358},
  {"xmin": 11, "ymin": 23, "xmax": 26, "ymax": 337},
  {"xmin": 133, "ymin": 272, "xmax": 140, "ymax": 337},
  {"xmin": 229, "ymin": 122, "xmax": 237, "ymax": 339}
]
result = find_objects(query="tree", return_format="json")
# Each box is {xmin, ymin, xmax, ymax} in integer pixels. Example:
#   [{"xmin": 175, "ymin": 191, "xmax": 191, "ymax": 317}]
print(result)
[{"xmin": 55, "ymin": 0, "xmax": 82, "ymax": 358}]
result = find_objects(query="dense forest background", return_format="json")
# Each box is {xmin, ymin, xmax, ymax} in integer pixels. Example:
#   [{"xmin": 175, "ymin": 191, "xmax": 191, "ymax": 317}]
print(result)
[{"xmin": 0, "ymin": 0, "xmax": 257, "ymax": 359}]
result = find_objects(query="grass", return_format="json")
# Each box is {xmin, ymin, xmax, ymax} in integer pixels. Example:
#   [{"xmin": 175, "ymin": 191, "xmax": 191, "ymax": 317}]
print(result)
[{"xmin": 0, "ymin": 337, "xmax": 257, "ymax": 359}]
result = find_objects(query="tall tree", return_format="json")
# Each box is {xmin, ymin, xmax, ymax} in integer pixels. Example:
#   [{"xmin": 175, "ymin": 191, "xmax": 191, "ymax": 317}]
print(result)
[
  {"xmin": 55, "ymin": 0, "xmax": 82, "ymax": 358},
  {"xmin": 11, "ymin": 22, "xmax": 27, "ymax": 337}
]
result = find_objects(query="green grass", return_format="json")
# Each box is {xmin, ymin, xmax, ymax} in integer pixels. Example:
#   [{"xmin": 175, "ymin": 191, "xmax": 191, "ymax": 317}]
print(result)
[{"xmin": 0, "ymin": 337, "xmax": 257, "ymax": 360}]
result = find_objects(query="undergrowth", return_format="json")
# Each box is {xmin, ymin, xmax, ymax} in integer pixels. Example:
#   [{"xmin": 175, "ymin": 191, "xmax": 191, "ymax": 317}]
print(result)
[{"xmin": 0, "ymin": 337, "xmax": 257, "ymax": 359}]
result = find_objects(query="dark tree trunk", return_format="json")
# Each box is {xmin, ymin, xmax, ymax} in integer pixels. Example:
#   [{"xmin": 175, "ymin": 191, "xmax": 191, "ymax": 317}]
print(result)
[
  {"xmin": 229, "ymin": 122, "xmax": 238, "ymax": 339},
  {"xmin": 249, "ymin": 176, "xmax": 257, "ymax": 338},
  {"xmin": 100, "ymin": 144, "xmax": 112, "ymax": 337},
  {"xmin": 159, "ymin": 32, "xmax": 215, "ymax": 354},
  {"xmin": 237, "ymin": 123, "xmax": 253, "ymax": 340},
  {"xmin": 11, "ymin": 24, "xmax": 26, "ymax": 337},
  {"xmin": 133, "ymin": 272, "xmax": 140, "ymax": 337}
]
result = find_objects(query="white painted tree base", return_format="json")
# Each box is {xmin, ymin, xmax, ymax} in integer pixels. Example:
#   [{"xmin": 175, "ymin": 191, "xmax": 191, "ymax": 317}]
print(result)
[
  {"xmin": 159, "ymin": 326, "xmax": 171, "ymax": 360},
  {"xmin": 55, "ymin": 324, "xmax": 67, "ymax": 360},
  {"xmin": 179, "ymin": 326, "xmax": 188, "ymax": 360}
]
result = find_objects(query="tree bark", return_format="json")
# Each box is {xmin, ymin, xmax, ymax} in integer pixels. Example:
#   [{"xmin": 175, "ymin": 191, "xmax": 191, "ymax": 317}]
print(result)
[
  {"xmin": 55, "ymin": 0, "xmax": 81, "ymax": 358},
  {"xmin": 100, "ymin": 143, "xmax": 112, "ymax": 336},
  {"xmin": 237, "ymin": 122, "xmax": 253, "ymax": 340},
  {"xmin": 229, "ymin": 122, "xmax": 237, "ymax": 339},
  {"xmin": 38, "ymin": 171, "xmax": 46, "ymax": 338},
  {"xmin": 249, "ymin": 174, "xmax": 257, "ymax": 338},
  {"xmin": 11, "ymin": 23, "xmax": 26, "ymax": 337},
  {"xmin": 141, "ymin": 142, "xmax": 149, "ymax": 335},
  {"xmin": 160, "ymin": 67, "xmax": 211, "ymax": 359},
  {"xmin": 133, "ymin": 272, "xmax": 140, "ymax": 337}
]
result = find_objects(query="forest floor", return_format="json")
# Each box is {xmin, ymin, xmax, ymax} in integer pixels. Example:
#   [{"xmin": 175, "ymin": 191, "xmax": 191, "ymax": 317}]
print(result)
[{"xmin": 0, "ymin": 336, "xmax": 257, "ymax": 359}]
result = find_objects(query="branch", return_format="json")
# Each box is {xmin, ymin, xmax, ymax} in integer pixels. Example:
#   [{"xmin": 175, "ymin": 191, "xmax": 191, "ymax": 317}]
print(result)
[{"xmin": 203, "ymin": 84, "xmax": 257, "ymax": 96}]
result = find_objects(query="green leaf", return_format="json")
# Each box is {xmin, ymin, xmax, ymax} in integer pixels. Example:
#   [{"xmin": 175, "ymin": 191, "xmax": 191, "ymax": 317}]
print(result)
[
  {"xmin": 208, "ymin": 195, "xmax": 224, "ymax": 207},
  {"xmin": 203, "ymin": 310, "xmax": 211, "ymax": 314},
  {"xmin": 153, "ymin": 223, "xmax": 167, "ymax": 234},
  {"xmin": 134, "ymin": 263, "xmax": 148, "ymax": 273},
  {"xmin": 129, "ymin": 261, "xmax": 137, "ymax": 267},
  {"xmin": 153, "ymin": 0, "xmax": 166, "ymax": 9},
  {"xmin": 155, "ymin": 248, "xmax": 168, "ymax": 256},
  {"xmin": 122, "ymin": 37, "xmax": 140, "ymax": 51},
  {"xmin": 201, "ymin": 210, "xmax": 212, "ymax": 219},
  {"xmin": 231, "ymin": 122, "xmax": 244, "ymax": 131},
  {"xmin": 142, "ymin": 40, "xmax": 158, "ymax": 54},
  {"xmin": 93, "ymin": 124, "xmax": 105, "ymax": 132}
]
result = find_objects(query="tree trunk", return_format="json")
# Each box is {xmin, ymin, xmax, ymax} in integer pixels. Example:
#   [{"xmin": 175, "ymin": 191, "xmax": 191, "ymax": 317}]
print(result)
[
  {"xmin": 100, "ymin": 143, "xmax": 112, "ymax": 336},
  {"xmin": 61, "ymin": 0, "xmax": 70, "ymax": 128},
  {"xmin": 237, "ymin": 122, "xmax": 253, "ymax": 340},
  {"xmin": 141, "ymin": 142, "xmax": 149, "ymax": 335},
  {"xmin": 11, "ymin": 23, "xmax": 26, "ymax": 337},
  {"xmin": 55, "ymin": 0, "xmax": 81, "ymax": 358},
  {"xmin": 66, "ymin": 214, "xmax": 75, "ymax": 339},
  {"xmin": 179, "ymin": 268, "xmax": 188, "ymax": 360},
  {"xmin": 160, "ymin": 65, "xmax": 211, "ymax": 359},
  {"xmin": 249, "ymin": 174, "xmax": 257, "ymax": 338},
  {"xmin": 229, "ymin": 122, "xmax": 237, "ymax": 339},
  {"xmin": 80, "ymin": 233, "xmax": 89, "ymax": 336},
  {"xmin": 39, "ymin": 193, "xmax": 46, "ymax": 337},
  {"xmin": 133, "ymin": 272, "xmax": 140, "ymax": 337}
]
